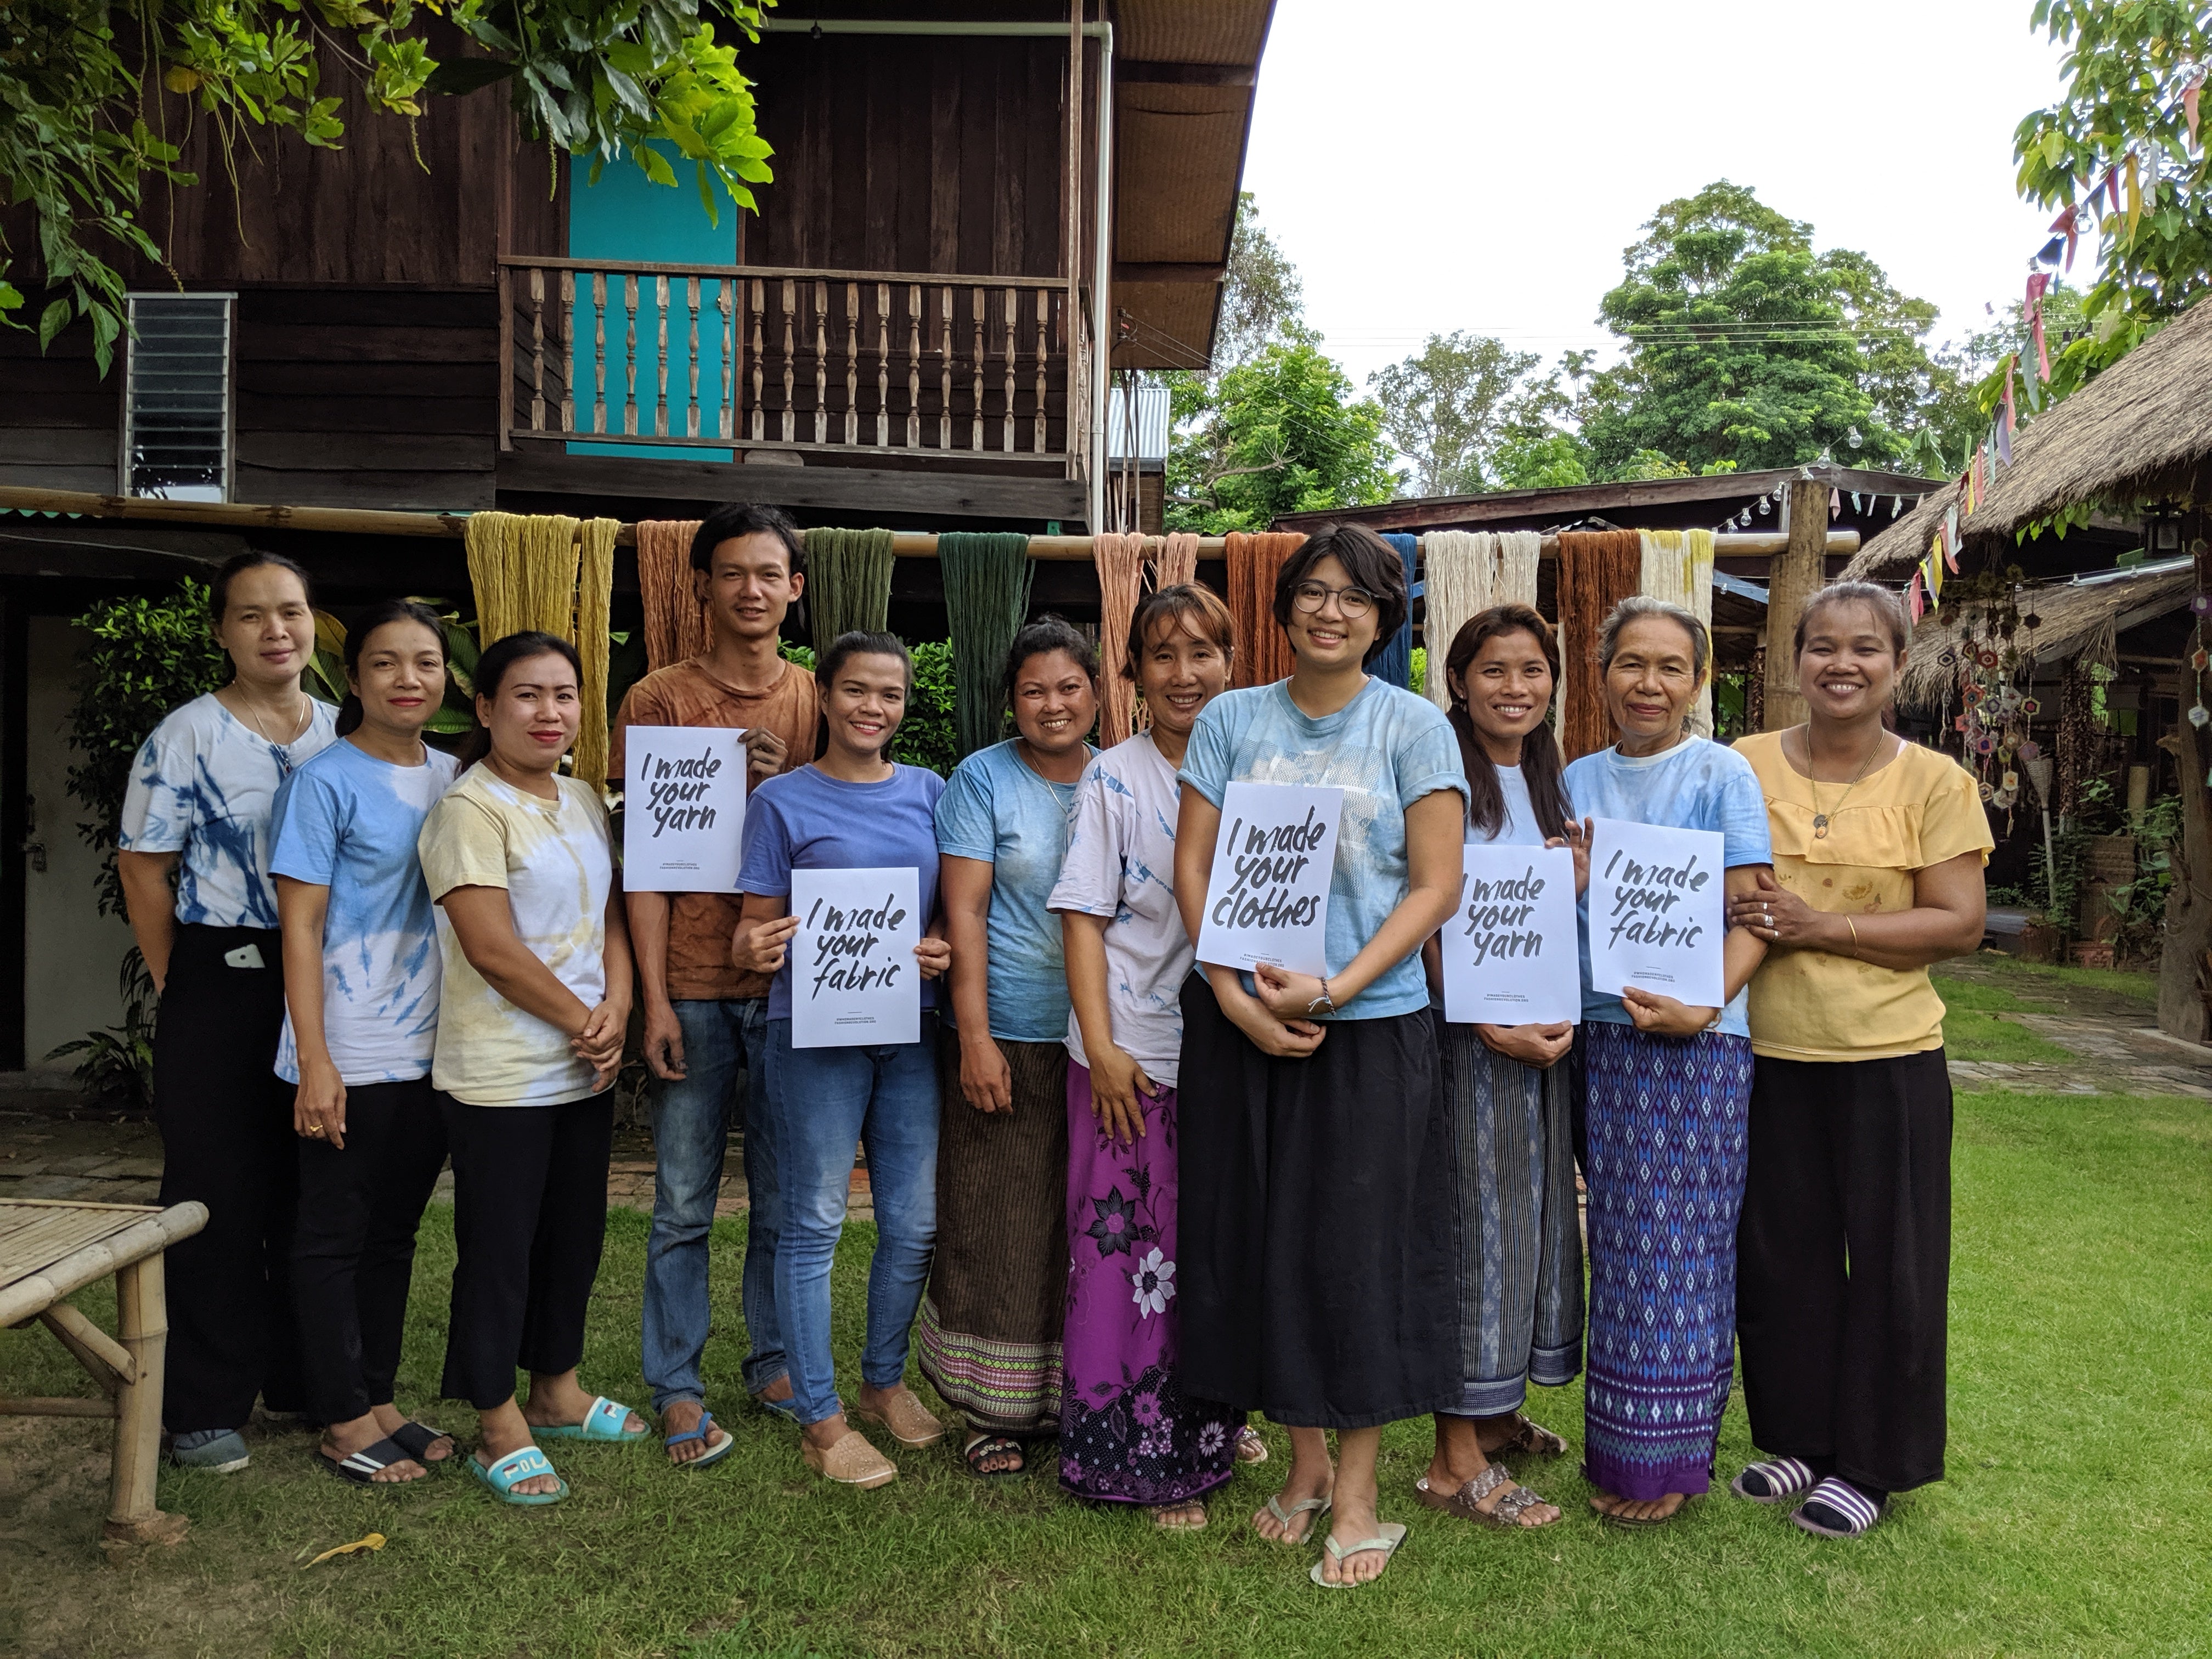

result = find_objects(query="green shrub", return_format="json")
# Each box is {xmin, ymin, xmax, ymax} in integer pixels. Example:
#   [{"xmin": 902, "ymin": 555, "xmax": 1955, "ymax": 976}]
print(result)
[{"xmin": 65, "ymin": 582, "xmax": 228, "ymax": 916}]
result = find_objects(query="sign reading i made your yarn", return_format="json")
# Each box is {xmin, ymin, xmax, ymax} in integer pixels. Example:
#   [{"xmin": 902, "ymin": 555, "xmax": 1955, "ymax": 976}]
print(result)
[
  {"xmin": 1195, "ymin": 783, "xmax": 1343, "ymax": 978},
  {"xmin": 1585, "ymin": 817, "xmax": 1726, "ymax": 1009},
  {"xmin": 622, "ymin": 726, "xmax": 748, "ymax": 893},
  {"xmin": 1441, "ymin": 844, "xmax": 1581, "ymax": 1025},
  {"xmin": 790, "ymin": 866, "xmax": 922, "ymax": 1048}
]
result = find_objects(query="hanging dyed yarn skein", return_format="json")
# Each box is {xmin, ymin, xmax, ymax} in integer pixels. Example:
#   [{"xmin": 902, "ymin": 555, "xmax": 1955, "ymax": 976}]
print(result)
[{"xmin": 941, "ymin": 532, "xmax": 1036, "ymax": 756}]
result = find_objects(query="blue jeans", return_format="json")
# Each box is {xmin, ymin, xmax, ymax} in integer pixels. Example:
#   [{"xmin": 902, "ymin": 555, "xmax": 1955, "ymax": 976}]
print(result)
[
  {"xmin": 767, "ymin": 1014, "xmax": 940, "ymax": 1426},
  {"xmin": 641, "ymin": 998, "xmax": 786, "ymax": 1409}
]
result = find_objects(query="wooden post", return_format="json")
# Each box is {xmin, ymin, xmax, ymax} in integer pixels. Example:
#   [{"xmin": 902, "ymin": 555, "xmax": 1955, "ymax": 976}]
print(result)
[
  {"xmin": 1762, "ymin": 479, "xmax": 1830, "ymax": 731},
  {"xmin": 105, "ymin": 1255, "xmax": 187, "ymax": 1547},
  {"xmin": 2158, "ymin": 511, "xmax": 2212, "ymax": 1042}
]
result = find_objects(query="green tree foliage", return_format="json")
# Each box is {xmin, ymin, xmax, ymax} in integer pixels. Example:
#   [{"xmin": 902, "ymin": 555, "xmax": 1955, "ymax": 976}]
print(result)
[
  {"xmin": 2, "ymin": 0, "xmax": 777, "ymax": 369},
  {"xmin": 1578, "ymin": 180, "xmax": 1955, "ymax": 476},
  {"xmin": 1209, "ymin": 190, "xmax": 1306, "ymax": 374},
  {"xmin": 64, "ymin": 581, "xmax": 227, "ymax": 915},
  {"xmin": 2004, "ymin": 3, "xmax": 2211, "ymax": 404},
  {"xmin": 1165, "ymin": 341, "xmax": 1402, "ymax": 534},
  {"xmin": 1367, "ymin": 331, "xmax": 1549, "ymax": 496}
]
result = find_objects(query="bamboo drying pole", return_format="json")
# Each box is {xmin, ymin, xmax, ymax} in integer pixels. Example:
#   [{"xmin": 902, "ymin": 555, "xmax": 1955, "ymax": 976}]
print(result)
[{"xmin": 0, "ymin": 487, "xmax": 1861, "ymax": 561}]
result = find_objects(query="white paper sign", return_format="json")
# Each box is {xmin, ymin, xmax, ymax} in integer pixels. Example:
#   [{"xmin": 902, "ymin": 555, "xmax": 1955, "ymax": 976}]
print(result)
[
  {"xmin": 790, "ymin": 867, "xmax": 922, "ymax": 1048},
  {"xmin": 1586, "ymin": 817, "xmax": 1727, "ymax": 1009},
  {"xmin": 623, "ymin": 726, "xmax": 747, "ymax": 893},
  {"xmin": 1441, "ymin": 845, "xmax": 1582, "ymax": 1025},
  {"xmin": 1194, "ymin": 783, "xmax": 1342, "ymax": 977}
]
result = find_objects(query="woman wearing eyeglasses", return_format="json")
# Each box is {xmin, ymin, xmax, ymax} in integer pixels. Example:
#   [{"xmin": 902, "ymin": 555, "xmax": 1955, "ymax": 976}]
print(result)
[{"xmin": 1173, "ymin": 524, "xmax": 1468, "ymax": 1589}]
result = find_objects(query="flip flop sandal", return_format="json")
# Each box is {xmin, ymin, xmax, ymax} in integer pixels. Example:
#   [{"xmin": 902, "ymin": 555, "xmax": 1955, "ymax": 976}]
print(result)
[
  {"xmin": 664, "ymin": 1410, "xmax": 735, "ymax": 1471},
  {"xmin": 1486, "ymin": 1414, "xmax": 1569, "ymax": 1460},
  {"xmin": 855, "ymin": 1389, "xmax": 946, "ymax": 1448},
  {"xmin": 388, "ymin": 1420, "xmax": 453, "ymax": 1465},
  {"xmin": 470, "ymin": 1444, "xmax": 567, "ymax": 1506},
  {"xmin": 536, "ymin": 1396, "xmax": 647, "ymax": 1443},
  {"xmin": 804, "ymin": 1428, "xmax": 897, "ymax": 1489},
  {"xmin": 1233, "ymin": 1426, "xmax": 1269, "ymax": 1465},
  {"xmin": 962, "ymin": 1435, "xmax": 1026, "ymax": 1480},
  {"xmin": 752, "ymin": 1387, "xmax": 802, "ymax": 1423},
  {"xmin": 1262, "ymin": 1492, "xmax": 1331, "ymax": 1544},
  {"xmin": 1310, "ymin": 1521, "xmax": 1408, "ymax": 1588},
  {"xmin": 1791, "ymin": 1477, "xmax": 1885, "ymax": 1539},
  {"xmin": 320, "ymin": 1436, "xmax": 427, "ymax": 1487},
  {"xmin": 1732, "ymin": 1457, "xmax": 1820, "ymax": 1504},
  {"xmin": 1415, "ymin": 1465, "xmax": 1557, "ymax": 1529}
]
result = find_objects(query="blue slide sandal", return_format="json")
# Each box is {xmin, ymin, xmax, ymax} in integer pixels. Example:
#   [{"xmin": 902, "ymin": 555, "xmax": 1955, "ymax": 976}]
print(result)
[
  {"xmin": 537, "ymin": 1396, "xmax": 647, "ymax": 1443},
  {"xmin": 470, "ymin": 1444, "xmax": 568, "ymax": 1506},
  {"xmin": 664, "ymin": 1409, "xmax": 735, "ymax": 1470}
]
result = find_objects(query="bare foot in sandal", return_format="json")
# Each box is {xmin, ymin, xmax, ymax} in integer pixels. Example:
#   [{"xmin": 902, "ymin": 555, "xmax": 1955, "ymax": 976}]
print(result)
[
  {"xmin": 1590, "ymin": 1488, "xmax": 1689, "ymax": 1525},
  {"xmin": 962, "ymin": 1432, "xmax": 1023, "ymax": 1476},
  {"xmin": 1252, "ymin": 1426, "xmax": 1334, "ymax": 1543},
  {"xmin": 1424, "ymin": 1414, "xmax": 1560, "ymax": 1526},
  {"xmin": 1153, "ymin": 1499, "xmax": 1207, "ymax": 1530}
]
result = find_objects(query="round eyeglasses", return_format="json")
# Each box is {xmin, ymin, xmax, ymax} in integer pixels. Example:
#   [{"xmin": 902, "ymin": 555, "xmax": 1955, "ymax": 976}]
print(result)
[{"xmin": 1290, "ymin": 580, "xmax": 1376, "ymax": 619}]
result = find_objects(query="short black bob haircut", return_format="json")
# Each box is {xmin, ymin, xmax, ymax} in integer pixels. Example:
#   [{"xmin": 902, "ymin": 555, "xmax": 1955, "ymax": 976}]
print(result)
[
  {"xmin": 1270, "ymin": 523, "xmax": 1409, "ymax": 666},
  {"xmin": 689, "ymin": 502, "xmax": 806, "ymax": 577}
]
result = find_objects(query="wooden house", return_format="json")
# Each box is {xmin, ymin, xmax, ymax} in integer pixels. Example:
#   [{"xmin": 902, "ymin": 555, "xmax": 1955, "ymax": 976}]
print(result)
[{"xmin": 0, "ymin": 1, "xmax": 1276, "ymax": 1070}]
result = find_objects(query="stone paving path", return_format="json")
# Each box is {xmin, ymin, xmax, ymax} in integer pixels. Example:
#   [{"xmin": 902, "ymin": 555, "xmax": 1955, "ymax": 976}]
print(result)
[{"xmin": 2, "ymin": 957, "xmax": 2200, "ymax": 1215}]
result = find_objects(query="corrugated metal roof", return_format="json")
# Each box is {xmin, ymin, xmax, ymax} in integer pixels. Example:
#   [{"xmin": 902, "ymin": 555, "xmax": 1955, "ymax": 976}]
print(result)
[{"xmin": 1105, "ymin": 380, "xmax": 1171, "ymax": 461}]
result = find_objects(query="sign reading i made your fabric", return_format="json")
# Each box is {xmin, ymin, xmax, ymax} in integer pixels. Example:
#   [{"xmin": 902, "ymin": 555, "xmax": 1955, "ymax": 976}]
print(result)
[
  {"xmin": 1585, "ymin": 817, "xmax": 1726, "ymax": 1009},
  {"xmin": 1441, "ymin": 844, "xmax": 1581, "ymax": 1025},
  {"xmin": 791, "ymin": 867, "xmax": 922, "ymax": 1048},
  {"xmin": 622, "ymin": 727, "xmax": 748, "ymax": 892},
  {"xmin": 1195, "ymin": 782, "xmax": 1342, "ymax": 977}
]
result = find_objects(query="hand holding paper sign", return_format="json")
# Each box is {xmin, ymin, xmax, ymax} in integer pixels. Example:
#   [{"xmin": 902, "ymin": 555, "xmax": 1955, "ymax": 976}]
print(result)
[
  {"xmin": 1585, "ymin": 817, "xmax": 1728, "ymax": 1014},
  {"xmin": 623, "ymin": 726, "xmax": 749, "ymax": 893},
  {"xmin": 790, "ymin": 868, "xmax": 924, "ymax": 1048}
]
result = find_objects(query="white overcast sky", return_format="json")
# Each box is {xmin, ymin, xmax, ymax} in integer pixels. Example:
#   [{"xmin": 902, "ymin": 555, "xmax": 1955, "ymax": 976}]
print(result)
[{"xmin": 1238, "ymin": 0, "xmax": 2070, "ymax": 392}]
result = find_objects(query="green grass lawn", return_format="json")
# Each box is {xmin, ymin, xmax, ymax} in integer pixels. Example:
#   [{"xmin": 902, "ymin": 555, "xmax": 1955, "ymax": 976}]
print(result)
[
  {"xmin": 7, "ymin": 1085, "xmax": 2211, "ymax": 1658},
  {"xmin": 1929, "ymin": 975, "xmax": 2077, "ymax": 1065}
]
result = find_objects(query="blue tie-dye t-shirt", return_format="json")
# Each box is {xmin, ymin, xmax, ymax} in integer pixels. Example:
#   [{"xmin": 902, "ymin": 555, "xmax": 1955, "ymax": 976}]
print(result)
[
  {"xmin": 269, "ymin": 737, "xmax": 460, "ymax": 1085},
  {"xmin": 934, "ymin": 737, "xmax": 1091, "ymax": 1042},
  {"xmin": 1562, "ymin": 735, "xmax": 1773, "ymax": 1037},
  {"xmin": 1179, "ymin": 678, "xmax": 1469, "ymax": 1020},
  {"xmin": 119, "ymin": 692, "xmax": 339, "ymax": 929},
  {"xmin": 1046, "ymin": 732, "xmax": 1192, "ymax": 1085}
]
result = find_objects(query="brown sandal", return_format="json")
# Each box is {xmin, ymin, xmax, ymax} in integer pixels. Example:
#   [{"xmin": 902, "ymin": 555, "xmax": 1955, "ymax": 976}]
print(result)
[
  {"xmin": 1415, "ymin": 1465, "xmax": 1559, "ymax": 1529},
  {"xmin": 1484, "ymin": 1413, "xmax": 1569, "ymax": 1460},
  {"xmin": 802, "ymin": 1429, "xmax": 896, "ymax": 1489},
  {"xmin": 855, "ymin": 1387, "xmax": 946, "ymax": 1448}
]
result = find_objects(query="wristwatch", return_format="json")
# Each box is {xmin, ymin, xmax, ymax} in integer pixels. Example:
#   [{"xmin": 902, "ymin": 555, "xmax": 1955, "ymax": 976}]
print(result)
[{"xmin": 1305, "ymin": 978, "xmax": 1337, "ymax": 1018}]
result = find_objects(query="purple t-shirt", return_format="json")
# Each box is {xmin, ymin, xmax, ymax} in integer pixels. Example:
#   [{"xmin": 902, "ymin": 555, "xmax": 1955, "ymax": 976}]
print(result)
[{"xmin": 736, "ymin": 762, "xmax": 947, "ymax": 1021}]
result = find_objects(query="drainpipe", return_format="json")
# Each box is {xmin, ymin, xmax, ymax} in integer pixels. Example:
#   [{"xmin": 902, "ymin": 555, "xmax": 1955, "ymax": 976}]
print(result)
[{"xmin": 759, "ymin": 18, "xmax": 1115, "ymax": 530}]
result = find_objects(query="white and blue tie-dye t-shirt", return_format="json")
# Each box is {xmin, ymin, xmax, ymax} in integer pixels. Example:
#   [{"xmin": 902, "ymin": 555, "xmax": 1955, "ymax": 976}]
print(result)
[
  {"xmin": 269, "ymin": 737, "xmax": 460, "ymax": 1085},
  {"xmin": 1179, "ymin": 678, "xmax": 1469, "ymax": 1020},
  {"xmin": 934, "ymin": 737, "xmax": 1092, "ymax": 1042},
  {"xmin": 1563, "ymin": 735, "xmax": 1773, "ymax": 1037},
  {"xmin": 118, "ymin": 692, "xmax": 340, "ymax": 929},
  {"xmin": 1047, "ymin": 732, "xmax": 1192, "ymax": 1086}
]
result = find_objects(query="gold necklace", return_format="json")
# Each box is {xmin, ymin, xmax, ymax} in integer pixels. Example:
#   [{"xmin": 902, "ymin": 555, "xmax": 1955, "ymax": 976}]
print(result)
[
  {"xmin": 238, "ymin": 690, "xmax": 309, "ymax": 749},
  {"xmin": 1804, "ymin": 725, "xmax": 1885, "ymax": 838}
]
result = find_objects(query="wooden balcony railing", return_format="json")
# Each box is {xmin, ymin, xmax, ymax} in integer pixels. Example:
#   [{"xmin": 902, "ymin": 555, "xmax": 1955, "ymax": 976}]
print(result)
[{"xmin": 499, "ymin": 257, "xmax": 1082, "ymax": 475}]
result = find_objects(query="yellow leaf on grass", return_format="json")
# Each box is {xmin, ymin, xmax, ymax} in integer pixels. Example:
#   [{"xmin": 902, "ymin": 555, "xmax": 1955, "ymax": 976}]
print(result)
[{"xmin": 306, "ymin": 1532, "xmax": 386, "ymax": 1567}]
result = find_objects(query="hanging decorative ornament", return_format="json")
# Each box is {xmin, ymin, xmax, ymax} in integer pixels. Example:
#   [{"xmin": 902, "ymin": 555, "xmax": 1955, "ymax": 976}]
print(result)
[
  {"xmin": 1954, "ymin": 715, "xmax": 1971, "ymax": 732},
  {"xmin": 2021, "ymin": 696, "xmax": 2041, "ymax": 715},
  {"xmin": 2193, "ymin": 646, "xmax": 2209, "ymax": 673},
  {"xmin": 2193, "ymin": 704, "xmax": 2211, "ymax": 730},
  {"xmin": 1978, "ymin": 649, "xmax": 2000, "ymax": 668},
  {"xmin": 1979, "ymin": 780, "xmax": 1996, "ymax": 801},
  {"xmin": 2194, "ymin": 592, "xmax": 2212, "ymax": 617},
  {"xmin": 1759, "ymin": 497, "xmax": 1771, "ymax": 516},
  {"xmin": 1972, "ymin": 732, "xmax": 1998, "ymax": 756},
  {"xmin": 2002, "ymin": 770, "xmax": 2019, "ymax": 791},
  {"xmin": 2018, "ymin": 738, "xmax": 2042, "ymax": 760},
  {"xmin": 1962, "ymin": 683, "xmax": 1984, "ymax": 707},
  {"xmin": 1938, "ymin": 647, "xmax": 1959, "ymax": 667},
  {"xmin": 2023, "ymin": 612, "xmax": 2040, "ymax": 631}
]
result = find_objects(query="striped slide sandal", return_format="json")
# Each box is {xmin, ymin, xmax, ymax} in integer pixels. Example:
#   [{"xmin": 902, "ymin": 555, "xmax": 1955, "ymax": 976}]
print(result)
[
  {"xmin": 1792, "ymin": 1477, "xmax": 1886, "ymax": 1539},
  {"xmin": 1730, "ymin": 1457, "xmax": 1820, "ymax": 1504}
]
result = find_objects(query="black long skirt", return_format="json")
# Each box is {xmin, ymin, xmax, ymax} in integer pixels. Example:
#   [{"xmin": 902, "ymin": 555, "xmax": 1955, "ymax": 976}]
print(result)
[{"xmin": 1177, "ymin": 977, "xmax": 1458, "ymax": 1429}]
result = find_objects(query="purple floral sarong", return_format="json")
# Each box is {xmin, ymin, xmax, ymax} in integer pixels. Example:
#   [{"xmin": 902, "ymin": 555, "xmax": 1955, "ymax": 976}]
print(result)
[{"xmin": 1058, "ymin": 1063, "xmax": 1240, "ymax": 1505}]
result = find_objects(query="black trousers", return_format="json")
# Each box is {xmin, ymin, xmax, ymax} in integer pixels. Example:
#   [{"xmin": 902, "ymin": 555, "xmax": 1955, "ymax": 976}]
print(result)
[
  {"xmin": 1735, "ymin": 1048, "xmax": 1953, "ymax": 1494},
  {"xmin": 440, "ymin": 1092, "xmax": 614, "ymax": 1410},
  {"xmin": 153, "ymin": 923, "xmax": 304, "ymax": 1431},
  {"xmin": 292, "ymin": 1078, "xmax": 451, "ymax": 1426}
]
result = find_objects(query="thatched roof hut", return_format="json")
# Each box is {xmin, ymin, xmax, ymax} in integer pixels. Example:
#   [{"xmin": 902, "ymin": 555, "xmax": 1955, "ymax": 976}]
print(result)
[
  {"xmin": 1895, "ymin": 561, "xmax": 2196, "ymax": 712},
  {"xmin": 1842, "ymin": 299, "xmax": 2212, "ymax": 582}
]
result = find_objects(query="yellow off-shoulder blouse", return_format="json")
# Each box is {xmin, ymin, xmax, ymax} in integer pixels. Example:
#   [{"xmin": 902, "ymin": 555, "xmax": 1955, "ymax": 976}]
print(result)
[{"xmin": 1734, "ymin": 731, "xmax": 1995, "ymax": 1062}]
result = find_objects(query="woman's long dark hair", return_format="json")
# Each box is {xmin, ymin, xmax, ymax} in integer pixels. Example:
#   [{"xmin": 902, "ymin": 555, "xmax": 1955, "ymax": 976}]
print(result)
[
  {"xmin": 335, "ymin": 600, "xmax": 447, "ymax": 737},
  {"xmin": 458, "ymin": 630, "xmax": 582, "ymax": 768},
  {"xmin": 1443, "ymin": 605, "xmax": 1572, "ymax": 842}
]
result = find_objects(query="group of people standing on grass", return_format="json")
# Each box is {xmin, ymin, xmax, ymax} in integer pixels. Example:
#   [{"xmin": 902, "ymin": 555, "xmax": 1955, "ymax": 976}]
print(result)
[{"xmin": 117, "ymin": 505, "xmax": 1989, "ymax": 1583}]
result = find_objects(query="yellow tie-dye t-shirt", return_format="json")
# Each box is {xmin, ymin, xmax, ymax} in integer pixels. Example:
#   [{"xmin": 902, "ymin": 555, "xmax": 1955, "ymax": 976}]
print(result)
[
  {"xmin": 419, "ymin": 765, "xmax": 613, "ymax": 1107},
  {"xmin": 1735, "ymin": 732, "xmax": 1994, "ymax": 1062}
]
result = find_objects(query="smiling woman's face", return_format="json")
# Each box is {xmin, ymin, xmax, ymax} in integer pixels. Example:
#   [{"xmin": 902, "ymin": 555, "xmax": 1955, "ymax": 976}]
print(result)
[
  {"xmin": 351, "ymin": 620, "xmax": 446, "ymax": 738},
  {"xmin": 1283, "ymin": 553, "xmax": 1380, "ymax": 672},
  {"xmin": 1011, "ymin": 648, "xmax": 1097, "ymax": 755},
  {"xmin": 478, "ymin": 651, "xmax": 580, "ymax": 775},
  {"xmin": 1601, "ymin": 614, "xmax": 1701, "ymax": 747},
  {"xmin": 1797, "ymin": 600, "xmax": 1903, "ymax": 728},
  {"xmin": 1452, "ymin": 628, "xmax": 1554, "ymax": 750},
  {"xmin": 216, "ymin": 564, "xmax": 315, "ymax": 692}
]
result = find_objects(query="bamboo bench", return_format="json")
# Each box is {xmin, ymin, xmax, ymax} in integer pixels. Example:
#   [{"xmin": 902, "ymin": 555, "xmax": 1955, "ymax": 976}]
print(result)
[{"xmin": 0, "ymin": 1196, "xmax": 208, "ymax": 1548}]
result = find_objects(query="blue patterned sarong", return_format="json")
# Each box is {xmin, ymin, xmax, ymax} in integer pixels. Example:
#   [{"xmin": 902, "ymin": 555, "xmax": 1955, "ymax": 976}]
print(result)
[{"xmin": 1580, "ymin": 1021, "xmax": 1754, "ymax": 1501}]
